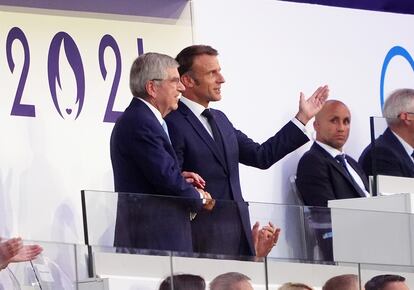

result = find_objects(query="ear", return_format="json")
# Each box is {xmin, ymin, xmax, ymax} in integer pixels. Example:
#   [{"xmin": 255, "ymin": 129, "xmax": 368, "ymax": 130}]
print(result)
[
  {"xmin": 313, "ymin": 120, "xmax": 318, "ymax": 131},
  {"xmin": 145, "ymin": 80, "xmax": 157, "ymax": 99},
  {"xmin": 181, "ymin": 74, "xmax": 194, "ymax": 88}
]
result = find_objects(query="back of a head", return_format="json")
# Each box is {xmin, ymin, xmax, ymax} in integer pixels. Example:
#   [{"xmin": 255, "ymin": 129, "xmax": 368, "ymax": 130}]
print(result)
[
  {"xmin": 323, "ymin": 274, "xmax": 359, "ymax": 290},
  {"xmin": 210, "ymin": 272, "xmax": 252, "ymax": 290},
  {"xmin": 129, "ymin": 52, "xmax": 178, "ymax": 99},
  {"xmin": 175, "ymin": 45, "xmax": 218, "ymax": 76},
  {"xmin": 278, "ymin": 282, "xmax": 314, "ymax": 290},
  {"xmin": 159, "ymin": 274, "xmax": 206, "ymax": 290},
  {"xmin": 365, "ymin": 274, "xmax": 406, "ymax": 290},
  {"xmin": 383, "ymin": 88, "xmax": 414, "ymax": 126}
]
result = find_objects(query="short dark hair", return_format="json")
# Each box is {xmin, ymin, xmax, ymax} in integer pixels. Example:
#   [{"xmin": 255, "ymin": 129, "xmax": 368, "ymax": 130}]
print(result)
[
  {"xmin": 323, "ymin": 274, "xmax": 358, "ymax": 290},
  {"xmin": 158, "ymin": 274, "xmax": 205, "ymax": 290},
  {"xmin": 175, "ymin": 45, "xmax": 218, "ymax": 76},
  {"xmin": 365, "ymin": 274, "xmax": 406, "ymax": 290}
]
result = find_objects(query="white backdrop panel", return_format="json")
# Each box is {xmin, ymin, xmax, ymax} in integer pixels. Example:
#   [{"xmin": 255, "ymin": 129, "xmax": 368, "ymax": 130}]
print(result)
[
  {"xmin": 191, "ymin": 0, "xmax": 414, "ymax": 205},
  {"xmin": 0, "ymin": 7, "xmax": 192, "ymax": 242}
]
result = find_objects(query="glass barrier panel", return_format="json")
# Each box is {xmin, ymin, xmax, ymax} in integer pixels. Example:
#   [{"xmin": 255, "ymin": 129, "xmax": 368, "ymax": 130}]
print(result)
[
  {"xmin": 1, "ymin": 240, "xmax": 81, "ymax": 290},
  {"xmin": 267, "ymin": 259, "xmax": 361, "ymax": 289},
  {"xmin": 171, "ymin": 253, "xmax": 266, "ymax": 290}
]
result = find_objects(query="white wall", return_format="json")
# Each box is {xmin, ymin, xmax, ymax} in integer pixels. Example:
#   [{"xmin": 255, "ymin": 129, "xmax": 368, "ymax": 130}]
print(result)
[
  {"xmin": 191, "ymin": 0, "xmax": 414, "ymax": 204},
  {"xmin": 0, "ymin": 6, "xmax": 193, "ymax": 242}
]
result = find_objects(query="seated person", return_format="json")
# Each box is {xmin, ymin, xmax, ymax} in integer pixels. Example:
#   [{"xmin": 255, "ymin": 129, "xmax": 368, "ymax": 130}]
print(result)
[
  {"xmin": 296, "ymin": 100, "xmax": 369, "ymax": 260},
  {"xmin": 210, "ymin": 272, "xmax": 253, "ymax": 290},
  {"xmin": 322, "ymin": 274, "xmax": 359, "ymax": 290},
  {"xmin": 365, "ymin": 274, "xmax": 408, "ymax": 290},
  {"xmin": 158, "ymin": 274, "xmax": 205, "ymax": 290},
  {"xmin": 278, "ymin": 282, "xmax": 314, "ymax": 290},
  {"xmin": 0, "ymin": 237, "xmax": 43, "ymax": 270},
  {"xmin": 296, "ymin": 100, "xmax": 369, "ymax": 207},
  {"xmin": 359, "ymin": 88, "xmax": 414, "ymax": 178}
]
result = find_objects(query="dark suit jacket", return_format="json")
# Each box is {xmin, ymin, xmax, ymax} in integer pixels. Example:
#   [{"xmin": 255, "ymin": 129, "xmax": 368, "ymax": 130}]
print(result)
[
  {"xmin": 296, "ymin": 142, "xmax": 369, "ymax": 207},
  {"xmin": 110, "ymin": 98, "xmax": 201, "ymax": 252},
  {"xmin": 359, "ymin": 128, "xmax": 414, "ymax": 178},
  {"xmin": 165, "ymin": 101, "xmax": 309, "ymax": 256}
]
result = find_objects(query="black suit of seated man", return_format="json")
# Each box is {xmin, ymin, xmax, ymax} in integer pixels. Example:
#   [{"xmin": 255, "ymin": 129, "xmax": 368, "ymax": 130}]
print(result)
[
  {"xmin": 296, "ymin": 100, "xmax": 369, "ymax": 261},
  {"xmin": 359, "ymin": 88, "xmax": 414, "ymax": 178}
]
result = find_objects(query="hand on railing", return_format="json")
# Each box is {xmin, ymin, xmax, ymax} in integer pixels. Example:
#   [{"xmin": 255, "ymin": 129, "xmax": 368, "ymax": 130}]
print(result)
[{"xmin": 198, "ymin": 188, "xmax": 215, "ymax": 211}]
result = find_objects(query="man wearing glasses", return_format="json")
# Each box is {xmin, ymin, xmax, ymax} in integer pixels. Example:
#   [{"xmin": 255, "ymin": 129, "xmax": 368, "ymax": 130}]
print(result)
[
  {"xmin": 110, "ymin": 53, "xmax": 212, "ymax": 253},
  {"xmin": 359, "ymin": 88, "xmax": 414, "ymax": 178}
]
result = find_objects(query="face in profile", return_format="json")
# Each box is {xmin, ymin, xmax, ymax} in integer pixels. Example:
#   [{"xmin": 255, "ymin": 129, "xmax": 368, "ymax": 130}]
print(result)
[
  {"xmin": 153, "ymin": 67, "xmax": 185, "ymax": 116},
  {"xmin": 314, "ymin": 101, "xmax": 351, "ymax": 150},
  {"xmin": 187, "ymin": 54, "xmax": 225, "ymax": 106}
]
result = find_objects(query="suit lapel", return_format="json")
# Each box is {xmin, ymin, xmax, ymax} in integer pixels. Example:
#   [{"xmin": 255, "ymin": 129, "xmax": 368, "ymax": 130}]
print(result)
[
  {"xmin": 178, "ymin": 102, "xmax": 229, "ymax": 172},
  {"xmin": 313, "ymin": 143, "xmax": 366, "ymax": 196},
  {"xmin": 384, "ymin": 128, "xmax": 414, "ymax": 175},
  {"xmin": 133, "ymin": 98, "xmax": 179, "ymax": 163}
]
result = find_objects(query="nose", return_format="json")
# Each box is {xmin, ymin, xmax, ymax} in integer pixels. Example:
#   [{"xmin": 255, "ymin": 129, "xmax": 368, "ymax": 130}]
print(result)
[
  {"xmin": 217, "ymin": 72, "xmax": 225, "ymax": 83},
  {"xmin": 337, "ymin": 122, "xmax": 346, "ymax": 131}
]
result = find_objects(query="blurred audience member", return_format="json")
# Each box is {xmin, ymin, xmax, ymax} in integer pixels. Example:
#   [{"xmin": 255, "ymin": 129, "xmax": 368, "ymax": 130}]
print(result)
[
  {"xmin": 210, "ymin": 272, "xmax": 253, "ymax": 290},
  {"xmin": 0, "ymin": 237, "xmax": 43, "ymax": 270},
  {"xmin": 323, "ymin": 274, "xmax": 359, "ymax": 290},
  {"xmin": 365, "ymin": 274, "xmax": 408, "ymax": 290},
  {"xmin": 278, "ymin": 282, "xmax": 314, "ymax": 290},
  {"xmin": 159, "ymin": 274, "xmax": 205, "ymax": 290}
]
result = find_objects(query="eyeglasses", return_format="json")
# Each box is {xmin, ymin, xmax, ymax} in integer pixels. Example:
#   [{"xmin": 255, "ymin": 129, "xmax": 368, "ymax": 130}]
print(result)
[{"xmin": 151, "ymin": 77, "xmax": 181, "ymax": 85}]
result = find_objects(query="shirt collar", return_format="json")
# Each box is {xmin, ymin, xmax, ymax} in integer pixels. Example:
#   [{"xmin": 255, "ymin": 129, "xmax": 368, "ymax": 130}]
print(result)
[
  {"xmin": 391, "ymin": 130, "xmax": 414, "ymax": 157},
  {"xmin": 180, "ymin": 97, "xmax": 208, "ymax": 117},
  {"xmin": 137, "ymin": 97, "xmax": 164, "ymax": 125},
  {"xmin": 316, "ymin": 140, "xmax": 344, "ymax": 158}
]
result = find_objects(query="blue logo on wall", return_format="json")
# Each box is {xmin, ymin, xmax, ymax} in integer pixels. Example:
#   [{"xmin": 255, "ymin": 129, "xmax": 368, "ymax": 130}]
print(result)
[{"xmin": 380, "ymin": 46, "xmax": 414, "ymax": 108}]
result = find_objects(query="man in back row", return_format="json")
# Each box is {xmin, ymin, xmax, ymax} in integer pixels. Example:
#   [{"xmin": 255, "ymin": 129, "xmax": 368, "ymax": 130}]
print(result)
[
  {"xmin": 359, "ymin": 88, "xmax": 414, "ymax": 178},
  {"xmin": 166, "ymin": 44, "xmax": 329, "ymax": 256}
]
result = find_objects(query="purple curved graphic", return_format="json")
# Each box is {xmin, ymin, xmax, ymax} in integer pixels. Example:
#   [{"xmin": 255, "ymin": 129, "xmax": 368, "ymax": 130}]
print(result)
[
  {"xmin": 6, "ymin": 27, "xmax": 35, "ymax": 117},
  {"xmin": 48, "ymin": 31, "xmax": 85, "ymax": 119},
  {"xmin": 99, "ymin": 34, "xmax": 123, "ymax": 123}
]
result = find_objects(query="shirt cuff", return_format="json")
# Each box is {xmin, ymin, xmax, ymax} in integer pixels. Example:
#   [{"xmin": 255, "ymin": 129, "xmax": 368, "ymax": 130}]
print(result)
[{"xmin": 292, "ymin": 118, "xmax": 311, "ymax": 139}]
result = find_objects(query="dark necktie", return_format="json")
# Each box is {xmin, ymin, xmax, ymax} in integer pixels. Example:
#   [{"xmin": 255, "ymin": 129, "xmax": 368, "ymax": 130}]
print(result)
[
  {"xmin": 335, "ymin": 154, "xmax": 366, "ymax": 197},
  {"xmin": 202, "ymin": 109, "xmax": 226, "ymax": 159},
  {"xmin": 411, "ymin": 151, "xmax": 414, "ymax": 159}
]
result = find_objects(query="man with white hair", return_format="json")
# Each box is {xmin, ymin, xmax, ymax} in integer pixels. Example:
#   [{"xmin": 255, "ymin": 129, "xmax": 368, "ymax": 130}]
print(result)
[
  {"xmin": 359, "ymin": 88, "xmax": 414, "ymax": 178},
  {"xmin": 210, "ymin": 272, "xmax": 253, "ymax": 290}
]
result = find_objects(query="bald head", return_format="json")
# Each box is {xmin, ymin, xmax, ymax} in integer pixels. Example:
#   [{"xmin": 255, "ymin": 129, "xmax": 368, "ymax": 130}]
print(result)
[{"xmin": 314, "ymin": 100, "xmax": 351, "ymax": 151}]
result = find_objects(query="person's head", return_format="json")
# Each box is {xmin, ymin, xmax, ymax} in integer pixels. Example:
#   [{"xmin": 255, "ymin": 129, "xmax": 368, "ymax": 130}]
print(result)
[
  {"xmin": 383, "ymin": 88, "xmax": 414, "ymax": 147},
  {"xmin": 313, "ymin": 100, "xmax": 351, "ymax": 151},
  {"xmin": 323, "ymin": 274, "xmax": 359, "ymax": 290},
  {"xmin": 278, "ymin": 282, "xmax": 314, "ymax": 290},
  {"xmin": 210, "ymin": 272, "xmax": 253, "ymax": 290},
  {"xmin": 130, "ymin": 52, "xmax": 184, "ymax": 117},
  {"xmin": 176, "ymin": 45, "xmax": 225, "ymax": 108},
  {"xmin": 365, "ymin": 274, "xmax": 408, "ymax": 290},
  {"xmin": 158, "ymin": 274, "xmax": 206, "ymax": 290}
]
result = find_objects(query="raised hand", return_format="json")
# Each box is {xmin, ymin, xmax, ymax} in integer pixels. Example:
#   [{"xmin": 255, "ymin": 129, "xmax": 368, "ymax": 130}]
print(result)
[{"xmin": 295, "ymin": 85, "xmax": 329, "ymax": 125}]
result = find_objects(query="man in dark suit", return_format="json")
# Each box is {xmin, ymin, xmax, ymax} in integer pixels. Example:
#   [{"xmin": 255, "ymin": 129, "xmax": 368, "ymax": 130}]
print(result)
[
  {"xmin": 165, "ymin": 45, "xmax": 329, "ymax": 257},
  {"xmin": 296, "ymin": 100, "xmax": 369, "ymax": 206},
  {"xmin": 110, "ymin": 52, "xmax": 212, "ymax": 253},
  {"xmin": 296, "ymin": 100, "xmax": 369, "ymax": 260},
  {"xmin": 359, "ymin": 88, "xmax": 414, "ymax": 178}
]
